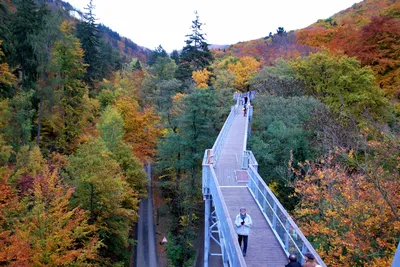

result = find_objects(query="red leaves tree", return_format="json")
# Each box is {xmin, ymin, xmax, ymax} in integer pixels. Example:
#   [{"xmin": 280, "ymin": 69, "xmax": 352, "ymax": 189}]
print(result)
[{"xmin": 348, "ymin": 16, "xmax": 400, "ymax": 98}]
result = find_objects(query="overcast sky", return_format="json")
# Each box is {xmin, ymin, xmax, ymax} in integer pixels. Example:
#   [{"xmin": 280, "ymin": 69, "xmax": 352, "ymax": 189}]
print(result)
[{"xmin": 66, "ymin": 0, "xmax": 362, "ymax": 53}]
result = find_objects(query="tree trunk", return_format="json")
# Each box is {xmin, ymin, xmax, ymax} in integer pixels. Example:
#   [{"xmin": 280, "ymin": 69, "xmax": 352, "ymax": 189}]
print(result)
[{"xmin": 36, "ymin": 71, "xmax": 46, "ymax": 146}]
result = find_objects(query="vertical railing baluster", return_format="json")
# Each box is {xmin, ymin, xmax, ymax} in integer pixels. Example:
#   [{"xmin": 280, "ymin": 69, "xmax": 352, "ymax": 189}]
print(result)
[
  {"xmin": 285, "ymin": 219, "xmax": 290, "ymax": 251},
  {"xmin": 272, "ymin": 202, "xmax": 277, "ymax": 230}
]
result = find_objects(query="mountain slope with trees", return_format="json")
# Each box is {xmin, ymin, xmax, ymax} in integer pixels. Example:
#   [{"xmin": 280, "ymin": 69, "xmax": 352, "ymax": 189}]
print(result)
[{"xmin": 0, "ymin": 0, "xmax": 398, "ymax": 266}]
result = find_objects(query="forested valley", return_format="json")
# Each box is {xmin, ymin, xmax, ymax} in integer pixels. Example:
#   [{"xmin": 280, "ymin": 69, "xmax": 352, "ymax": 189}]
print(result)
[{"xmin": 0, "ymin": 0, "xmax": 399, "ymax": 266}]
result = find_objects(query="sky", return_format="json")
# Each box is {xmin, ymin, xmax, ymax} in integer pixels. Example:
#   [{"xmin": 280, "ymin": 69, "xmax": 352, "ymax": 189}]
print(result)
[{"xmin": 66, "ymin": 0, "xmax": 363, "ymax": 53}]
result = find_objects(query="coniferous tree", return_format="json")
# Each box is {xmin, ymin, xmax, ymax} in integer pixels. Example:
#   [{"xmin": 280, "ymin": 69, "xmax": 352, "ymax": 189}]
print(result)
[
  {"xmin": 156, "ymin": 88, "xmax": 220, "ymax": 266},
  {"xmin": 147, "ymin": 44, "xmax": 168, "ymax": 66},
  {"xmin": 0, "ymin": 0, "xmax": 12, "ymax": 61},
  {"xmin": 53, "ymin": 21, "xmax": 87, "ymax": 154},
  {"xmin": 176, "ymin": 11, "xmax": 213, "ymax": 82},
  {"xmin": 32, "ymin": 11, "xmax": 62, "ymax": 147},
  {"xmin": 170, "ymin": 49, "xmax": 180, "ymax": 65},
  {"xmin": 97, "ymin": 37, "xmax": 122, "ymax": 77},
  {"xmin": 76, "ymin": 0, "xmax": 100, "ymax": 89},
  {"xmin": 11, "ymin": 0, "xmax": 47, "ymax": 89}
]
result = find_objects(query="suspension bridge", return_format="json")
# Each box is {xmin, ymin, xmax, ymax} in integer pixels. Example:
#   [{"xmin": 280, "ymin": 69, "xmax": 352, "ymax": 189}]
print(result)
[{"xmin": 202, "ymin": 92, "xmax": 326, "ymax": 267}]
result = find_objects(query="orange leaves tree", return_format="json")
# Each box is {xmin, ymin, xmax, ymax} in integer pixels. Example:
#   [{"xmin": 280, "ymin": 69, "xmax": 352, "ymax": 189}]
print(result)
[
  {"xmin": 0, "ymin": 167, "xmax": 102, "ymax": 266},
  {"xmin": 114, "ymin": 95, "xmax": 161, "ymax": 162},
  {"xmin": 294, "ymin": 134, "xmax": 400, "ymax": 266},
  {"xmin": 98, "ymin": 68, "xmax": 162, "ymax": 163}
]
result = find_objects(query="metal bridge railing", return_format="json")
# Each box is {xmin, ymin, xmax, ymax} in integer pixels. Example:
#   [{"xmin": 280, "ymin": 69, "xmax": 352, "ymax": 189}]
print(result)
[
  {"xmin": 211, "ymin": 106, "xmax": 236, "ymax": 167},
  {"xmin": 246, "ymin": 153, "xmax": 326, "ymax": 267},
  {"xmin": 203, "ymin": 149, "xmax": 247, "ymax": 267}
]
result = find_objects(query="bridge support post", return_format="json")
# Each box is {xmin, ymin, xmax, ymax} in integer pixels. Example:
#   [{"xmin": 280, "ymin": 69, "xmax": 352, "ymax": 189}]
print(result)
[
  {"xmin": 242, "ymin": 151, "xmax": 249, "ymax": 169},
  {"xmin": 204, "ymin": 195, "xmax": 210, "ymax": 267}
]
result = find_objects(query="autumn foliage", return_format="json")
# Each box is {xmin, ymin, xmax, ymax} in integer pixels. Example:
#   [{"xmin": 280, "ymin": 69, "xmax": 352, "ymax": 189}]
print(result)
[
  {"xmin": 296, "ymin": 0, "xmax": 400, "ymax": 99},
  {"xmin": 0, "ymin": 168, "xmax": 101, "ymax": 266},
  {"xmin": 294, "ymin": 135, "xmax": 400, "ymax": 266}
]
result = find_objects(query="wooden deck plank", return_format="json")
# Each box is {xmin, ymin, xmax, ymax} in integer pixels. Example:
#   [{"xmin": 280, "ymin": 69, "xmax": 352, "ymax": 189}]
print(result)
[
  {"xmin": 214, "ymin": 113, "xmax": 247, "ymax": 186},
  {"xmin": 221, "ymin": 187, "xmax": 288, "ymax": 267},
  {"xmin": 209, "ymin": 112, "xmax": 288, "ymax": 266}
]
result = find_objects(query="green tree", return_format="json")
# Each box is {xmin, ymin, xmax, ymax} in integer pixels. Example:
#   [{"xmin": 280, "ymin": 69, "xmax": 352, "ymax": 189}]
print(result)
[
  {"xmin": 97, "ymin": 106, "xmax": 148, "ymax": 197},
  {"xmin": 147, "ymin": 44, "xmax": 168, "ymax": 66},
  {"xmin": 0, "ymin": 0, "xmax": 12, "ymax": 58},
  {"xmin": 97, "ymin": 37, "xmax": 122, "ymax": 77},
  {"xmin": 11, "ymin": 0, "xmax": 48, "ymax": 88},
  {"xmin": 249, "ymin": 95, "xmax": 323, "ymax": 210},
  {"xmin": 52, "ymin": 21, "xmax": 87, "ymax": 154},
  {"xmin": 8, "ymin": 90, "xmax": 35, "ymax": 152},
  {"xmin": 97, "ymin": 106, "xmax": 125, "ymax": 151},
  {"xmin": 290, "ymin": 51, "xmax": 389, "ymax": 125},
  {"xmin": 249, "ymin": 59, "xmax": 306, "ymax": 97},
  {"xmin": 76, "ymin": 0, "xmax": 100, "ymax": 88},
  {"xmin": 31, "ymin": 10, "xmax": 62, "ymax": 147},
  {"xmin": 11, "ymin": 145, "xmax": 45, "ymax": 183},
  {"xmin": 66, "ymin": 138, "xmax": 139, "ymax": 265},
  {"xmin": 170, "ymin": 49, "xmax": 180, "ymax": 65},
  {"xmin": 176, "ymin": 11, "xmax": 213, "ymax": 82},
  {"xmin": 142, "ymin": 56, "xmax": 182, "ymax": 112},
  {"xmin": 156, "ymin": 89, "xmax": 220, "ymax": 265}
]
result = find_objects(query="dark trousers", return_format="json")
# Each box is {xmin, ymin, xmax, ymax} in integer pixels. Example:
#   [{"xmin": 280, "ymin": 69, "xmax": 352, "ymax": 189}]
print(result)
[{"xmin": 238, "ymin": 234, "xmax": 248, "ymax": 253}]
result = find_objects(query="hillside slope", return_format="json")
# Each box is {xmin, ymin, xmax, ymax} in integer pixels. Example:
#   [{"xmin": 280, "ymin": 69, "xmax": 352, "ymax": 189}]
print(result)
[
  {"xmin": 220, "ymin": 0, "xmax": 399, "ymax": 99},
  {"xmin": 296, "ymin": 0, "xmax": 399, "ymax": 98},
  {"xmin": 48, "ymin": 0, "xmax": 151, "ymax": 62}
]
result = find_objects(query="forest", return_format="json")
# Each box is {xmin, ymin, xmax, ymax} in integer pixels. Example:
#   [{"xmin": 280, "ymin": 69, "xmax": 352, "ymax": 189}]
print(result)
[{"xmin": 0, "ymin": 0, "xmax": 399, "ymax": 266}]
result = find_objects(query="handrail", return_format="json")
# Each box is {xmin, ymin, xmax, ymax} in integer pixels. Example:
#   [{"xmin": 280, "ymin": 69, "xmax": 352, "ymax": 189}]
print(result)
[
  {"xmin": 246, "ymin": 156, "xmax": 326, "ymax": 267},
  {"xmin": 202, "ymin": 150, "xmax": 247, "ymax": 267},
  {"xmin": 211, "ymin": 106, "xmax": 236, "ymax": 166}
]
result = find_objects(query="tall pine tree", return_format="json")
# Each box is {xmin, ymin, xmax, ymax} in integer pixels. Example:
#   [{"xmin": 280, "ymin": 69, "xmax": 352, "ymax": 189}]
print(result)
[
  {"xmin": 11, "ymin": 0, "xmax": 47, "ymax": 89},
  {"xmin": 176, "ymin": 11, "xmax": 213, "ymax": 82},
  {"xmin": 76, "ymin": 0, "xmax": 100, "ymax": 90}
]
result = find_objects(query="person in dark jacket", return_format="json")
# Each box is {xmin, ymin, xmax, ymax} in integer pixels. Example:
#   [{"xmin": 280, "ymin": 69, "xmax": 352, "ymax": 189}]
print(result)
[{"xmin": 285, "ymin": 254, "xmax": 302, "ymax": 267}]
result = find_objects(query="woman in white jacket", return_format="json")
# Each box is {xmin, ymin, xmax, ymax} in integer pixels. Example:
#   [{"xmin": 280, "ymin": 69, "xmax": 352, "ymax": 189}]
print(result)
[{"xmin": 235, "ymin": 207, "xmax": 252, "ymax": 257}]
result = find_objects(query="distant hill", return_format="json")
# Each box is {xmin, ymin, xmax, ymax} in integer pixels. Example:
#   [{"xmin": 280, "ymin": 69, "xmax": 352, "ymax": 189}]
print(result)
[
  {"xmin": 44, "ymin": 0, "xmax": 151, "ymax": 63},
  {"xmin": 218, "ymin": 0, "xmax": 399, "ymax": 98},
  {"xmin": 296, "ymin": 0, "xmax": 399, "ymax": 98},
  {"xmin": 209, "ymin": 44, "xmax": 230, "ymax": 50}
]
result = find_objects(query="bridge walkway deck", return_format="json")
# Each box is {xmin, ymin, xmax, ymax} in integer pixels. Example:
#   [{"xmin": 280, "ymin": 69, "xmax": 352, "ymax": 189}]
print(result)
[{"xmin": 212, "ymin": 110, "xmax": 288, "ymax": 266}]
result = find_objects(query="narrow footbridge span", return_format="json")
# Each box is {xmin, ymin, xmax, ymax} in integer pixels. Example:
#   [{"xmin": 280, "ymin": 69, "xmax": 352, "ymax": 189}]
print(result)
[{"xmin": 202, "ymin": 92, "xmax": 326, "ymax": 267}]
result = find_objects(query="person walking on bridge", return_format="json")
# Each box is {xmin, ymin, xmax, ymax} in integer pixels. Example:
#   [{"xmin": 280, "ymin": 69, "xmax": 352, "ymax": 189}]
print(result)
[
  {"xmin": 303, "ymin": 252, "xmax": 318, "ymax": 267},
  {"xmin": 235, "ymin": 207, "xmax": 252, "ymax": 257},
  {"xmin": 285, "ymin": 254, "xmax": 302, "ymax": 267}
]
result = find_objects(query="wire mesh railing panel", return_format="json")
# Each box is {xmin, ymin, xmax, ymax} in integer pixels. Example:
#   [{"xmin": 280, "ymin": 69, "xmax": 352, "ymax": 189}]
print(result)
[
  {"xmin": 247, "ymin": 163, "xmax": 326, "ymax": 267},
  {"xmin": 204, "ymin": 164, "xmax": 247, "ymax": 267}
]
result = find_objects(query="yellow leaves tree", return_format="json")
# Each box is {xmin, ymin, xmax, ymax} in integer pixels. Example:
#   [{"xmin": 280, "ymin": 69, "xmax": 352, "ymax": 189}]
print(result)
[
  {"xmin": 228, "ymin": 56, "xmax": 260, "ymax": 92},
  {"xmin": 0, "ymin": 41, "xmax": 15, "ymax": 86},
  {"xmin": 11, "ymin": 145, "xmax": 46, "ymax": 183},
  {"xmin": 192, "ymin": 68, "xmax": 211, "ymax": 88},
  {"xmin": 114, "ymin": 96, "xmax": 161, "ymax": 162}
]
